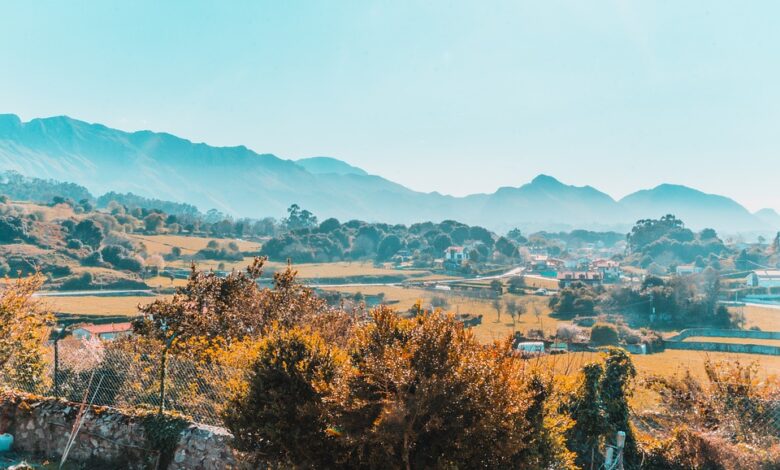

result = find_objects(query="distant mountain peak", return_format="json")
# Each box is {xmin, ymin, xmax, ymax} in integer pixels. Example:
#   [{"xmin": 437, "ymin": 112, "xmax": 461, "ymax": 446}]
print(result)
[{"xmin": 530, "ymin": 174, "xmax": 562, "ymax": 185}]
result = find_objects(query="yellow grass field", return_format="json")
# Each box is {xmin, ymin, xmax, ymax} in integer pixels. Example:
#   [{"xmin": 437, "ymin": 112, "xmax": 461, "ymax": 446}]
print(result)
[
  {"xmin": 128, "ymin": 234, "xmax": 261, "ymax": 256},
  {"xmin": 320, "ymin": 284, "xmax": 564, "ymax": 343},
  {"xmin": 171, "ymin": 259, "xmax": 438, "ymax": 281},
  {"xmin": 145, "ymin": 275, "xmax": 189, "ymax": 288},
  {"xmin": 520, "ymin": 275, "xmax": 560, "ymax": 290},
  {"xmin": 43, "ymin": 295, "xmax": 166, "ymax": 316},
  {"xmin": 15, "ymin": 202, "xmax": 77, "ymax": 221},
  {"xmin": 742, "ymin": 304, "xmax": 780, "ymax": 331}
]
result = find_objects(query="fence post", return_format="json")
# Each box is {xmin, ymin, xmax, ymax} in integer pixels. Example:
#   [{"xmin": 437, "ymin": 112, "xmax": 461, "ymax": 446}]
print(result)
[
  {"xmin": 158, "ymin": 343, "xmax": 168, "ymax": 415},
  {"xmin": 52, "ymin": 327, "xmax": 67, "ymax": 396}
]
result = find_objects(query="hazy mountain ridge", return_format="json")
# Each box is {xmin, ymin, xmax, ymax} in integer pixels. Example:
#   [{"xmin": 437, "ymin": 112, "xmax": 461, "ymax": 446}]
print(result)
[{"xmin": 0, "ymin": 114, "xmax": 776, "ymax": 234}]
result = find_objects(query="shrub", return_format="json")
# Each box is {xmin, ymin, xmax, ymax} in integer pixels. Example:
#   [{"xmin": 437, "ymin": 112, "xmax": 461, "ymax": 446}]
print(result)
[{"xmin": 590, "ymin": 323, "xmax": 620, "ymax": 346}]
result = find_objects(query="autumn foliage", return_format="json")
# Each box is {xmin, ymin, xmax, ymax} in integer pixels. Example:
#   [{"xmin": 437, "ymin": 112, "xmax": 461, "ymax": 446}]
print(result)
[{"xmin": 0, "ymin": 273, "xmax": 52, "ymax": 390}]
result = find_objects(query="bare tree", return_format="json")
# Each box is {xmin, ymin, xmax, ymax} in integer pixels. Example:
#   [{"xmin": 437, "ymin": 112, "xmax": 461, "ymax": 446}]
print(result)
[
  {"xmin": 491, "ymin": 296, "xmax": 502, "ymax": 323},
  {"xmin": 505, "ymin": 299, "xmax": 526, "ymax": 331}
]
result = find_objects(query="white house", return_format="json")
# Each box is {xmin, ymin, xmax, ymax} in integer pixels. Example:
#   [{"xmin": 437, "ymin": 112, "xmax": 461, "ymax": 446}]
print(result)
[
  {"xmin": 676, "ymin": 265, "xmax": 703, "ymax": 276},
  {"xmin": 746, "ymin": 270, "xmax": 780, "ymax": 288},
  {"xmin": 516, "ymin": 342, "xmax": 545, "ymax": 355},
  {"xmin": 444, "ymin": 246, "xmax": 469, "ymax": 263},
  {"xmin": 72, "ymin": 322, "xmax": 133, "ymax": 341},
  {"xmin": 592, "ymin": 259, "xmax": 621, "ymax": 279}
]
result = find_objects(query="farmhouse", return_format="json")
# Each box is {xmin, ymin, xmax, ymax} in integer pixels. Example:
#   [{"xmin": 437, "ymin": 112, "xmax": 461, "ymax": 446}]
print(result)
[
  {"xmin": 71, "ymin": 322, "xmax": 133, "ymax": 341},
  {"xmin": 557, "ymin": 271, "xmax": 602, "ymax": 288},
  {"xmin": 592, "ymin": 259, "xmax": 621, "ymax": 279},
  {"xmin": 444, "ymin": 246, "xmax": 469, "ymax": 263},
  {"xmin": 746, "ymin": 270, "xmax": 780, "ymax": 288}
]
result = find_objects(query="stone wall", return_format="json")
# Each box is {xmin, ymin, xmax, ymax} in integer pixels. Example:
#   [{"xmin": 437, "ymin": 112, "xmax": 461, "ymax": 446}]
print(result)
[
  {"xmin": 0, "ymin": 390, "xmax": 238, "ymax": 469},
  {"xmin": 668, "ymin": 328, "xmax": 780, "ymax": 341},
  {"xmin": 664, "ymin": 328, "xmax": 780, "ymax": 356}
]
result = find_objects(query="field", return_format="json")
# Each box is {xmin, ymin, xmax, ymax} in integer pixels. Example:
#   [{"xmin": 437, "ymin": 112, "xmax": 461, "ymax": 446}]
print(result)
[
  {"xmin": 128, "ymin": 234, "xmax": 262, "ymax": 256},
  {"xmin": 320, "ymin": 284, "xmax": 563, "ymax": 343},
  {"xmin": 43, "ymin": 295, "xmax": 164, "ymax": 316},
  {"xmin": 741, "ymin": 304, "xmax": 780, "ymax": 331}
]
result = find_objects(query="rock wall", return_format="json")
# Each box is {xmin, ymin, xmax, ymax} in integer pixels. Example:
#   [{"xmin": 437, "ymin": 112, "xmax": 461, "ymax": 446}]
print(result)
[
  {"xmin": 665, "ymin": 328, "xmax": 780, "ymax": 356},
  {"xmin": 0, "ymin": 390, "xmax": 238, "ymax": 469}
]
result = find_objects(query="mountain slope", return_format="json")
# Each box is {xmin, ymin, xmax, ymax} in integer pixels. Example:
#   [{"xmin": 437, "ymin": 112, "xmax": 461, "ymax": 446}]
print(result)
[
  {"xmin": 0, "ymin": 114, "xmax": 773, "ymax": 233},
  {"xmin": 0, "ymin": 114, "xmax": 450, "ymax": 222},
  {"xmin": 464, "ymin": 175, "xmax": 628, "ymax": 231},
  {"xmin": 295, "ymin": 157, "xmax": 368, "ymax": 176},
  {"xmin": 755, "ymin": 208, "xmax": 780, "ymax": 231},
  {"xmin": 620, "ymin": 184, "xmax": 766, "ymax": 232}
]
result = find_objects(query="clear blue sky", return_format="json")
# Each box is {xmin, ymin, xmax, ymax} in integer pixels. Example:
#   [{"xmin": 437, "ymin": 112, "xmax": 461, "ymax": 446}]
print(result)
[{"xmin": 1, "ymin": 1, "xmax": 778, "ymax": 211}]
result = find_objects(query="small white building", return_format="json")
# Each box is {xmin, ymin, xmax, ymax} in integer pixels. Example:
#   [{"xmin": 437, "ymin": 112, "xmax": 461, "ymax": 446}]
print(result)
[
  {"xmin": 516, "ymin": 341, "xmax": 545, "ymax": 355},
  {"xmin": 746, "ymin": 270, "xmax": 780, "ymax": 288},
  {"xmin": 676, "ymin": 264, "xmax": 703, "ymax": 276},
  {"xmin": 444, "ymin": 246, "xmax": 469, "ymax": 263}
]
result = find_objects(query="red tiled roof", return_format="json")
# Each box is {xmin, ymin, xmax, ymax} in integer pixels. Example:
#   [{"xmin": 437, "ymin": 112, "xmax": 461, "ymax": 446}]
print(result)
[{"xmin": 77, "ymin": 322, "xmax": 133, "ymax": 335}]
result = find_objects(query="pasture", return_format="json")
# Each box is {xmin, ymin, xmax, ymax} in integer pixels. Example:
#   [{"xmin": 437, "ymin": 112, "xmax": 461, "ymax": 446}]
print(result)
[
  {"xmin": 43, "ymin": 294, "xmax": 165, "ymax": 316},
  {"xmin": 128, "ymin": 234, "xmax": 262, "ymax": 256}
]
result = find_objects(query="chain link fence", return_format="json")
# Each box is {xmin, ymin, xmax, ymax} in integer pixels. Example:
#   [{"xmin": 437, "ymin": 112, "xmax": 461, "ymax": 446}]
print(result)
[{"xmin": 1, "ymin": 341, "xmax": 244, "ymax": 427}]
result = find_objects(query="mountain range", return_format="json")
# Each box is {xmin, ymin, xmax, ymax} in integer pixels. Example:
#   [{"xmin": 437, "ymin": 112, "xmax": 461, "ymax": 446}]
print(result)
[{"xmin": 0, "ymin": 113, "xmax": 777, "ymax": 234}]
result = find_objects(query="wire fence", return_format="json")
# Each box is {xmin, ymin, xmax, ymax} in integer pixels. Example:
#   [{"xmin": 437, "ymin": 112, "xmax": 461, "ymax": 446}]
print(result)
[{"xmin": 1, "ymin": 342, "xmax": 244, "ymax": 427}]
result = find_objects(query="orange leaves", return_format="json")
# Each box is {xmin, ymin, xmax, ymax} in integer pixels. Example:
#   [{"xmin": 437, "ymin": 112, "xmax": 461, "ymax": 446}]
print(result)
[{"xmin": 0, "ymin": 273, "xmax": 53, "ymax": 390}]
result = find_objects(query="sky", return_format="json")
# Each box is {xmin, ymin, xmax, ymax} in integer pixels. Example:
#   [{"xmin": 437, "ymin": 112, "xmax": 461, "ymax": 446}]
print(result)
[{"xmin": 1, "ymin": 1, "xmax": 779, "ymax": 211}]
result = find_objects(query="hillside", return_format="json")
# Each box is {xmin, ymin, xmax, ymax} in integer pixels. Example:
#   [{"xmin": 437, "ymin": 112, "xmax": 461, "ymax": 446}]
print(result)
[
  {"xmin": 620, "ymin": 184, "xmax": 767, "ymax": 232},
  {"xmin": 0, "ymin": 114, "xmax": 774, "ymax": 233},
  {"xmin": 295, "ymin": 156, "xmax": 368, "ymax": 176}
]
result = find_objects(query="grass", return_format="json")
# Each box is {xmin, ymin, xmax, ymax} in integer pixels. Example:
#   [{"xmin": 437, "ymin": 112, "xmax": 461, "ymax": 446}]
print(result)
[
  {"xmin": 741, "ymin": 304, "xmax": 780, "ymax": 331},
  {"xmin": 520, "ymin": 276, "xmax": 560, "ymax": 290},
  {"xmin": 15, "ymin": 201, "xmax": 77, "ymax": 221},
  {"xmin": 321, "ymin": 284, "xmax": 564, "ymax": 343},
  {"xmin": 128, "ymin": 234, "xmax": 262, "ymax": 256},
  {"xmin": 43, "ymin": 295, "xmax": 166, "ymax": 316},
  {"xmin": 145, "ymin": 275, "xmax": 189, "ymax": 288}
]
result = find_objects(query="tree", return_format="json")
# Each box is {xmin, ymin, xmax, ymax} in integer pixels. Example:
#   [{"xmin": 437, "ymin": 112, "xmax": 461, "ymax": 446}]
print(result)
[
  {"xmin": 342, "ymin": 308, "xmax": 572, "ymax": 468},
  {"xmin": 495, "ymin": 236, "xmax": 518, "ymax": 258},
  {"xmin": 508, "ymin": 276, "xmax": 526, "ymax": 294},
  {"xmin": 0, "ymin": 216, "xmax": 28, "ymax": 243},
  {"xmin": 72, "ymin": 219, "xmax": 104, "ymax": 249},
  {"xmin": 490, "ymin": 279, "xmax": 503, "ymax": 294},
  {"xmin": 433, "ymin": 233, "xmax": 453, "ymax": 253},
  {"xmin": 318, "ymin": 217, "xmax": 341, "ymax": 233},
  {"xmin": 284, "ymin": 204, "xmax": 318, "ymax": 230},
  {"xmin": 134, "ymin": 258, "xmax": 326, "ymax": 357},
  {"xmin": 376, "ymin": 235, "xmax": 402, "ymax": 261},
  {"xmin": 699, "ymin": 228, "xmax": 718, "ymax": 240},
  {"xmin": 144, "ymin": 212, "xmax": 165, "ymax": 233},
  {"xmin": 505, "ymin": 298, "xmax": 525, "ymax": 330},
  {"xmin": 0, "ymin": 274, "xmax": 52, "ymax": 391},
  {"xmin": 566, "ymin": 348, "xmax": 637, "ymax": 468},
  {"xmin": 223, "ymin": 327, "xmax": 343, "ymax": 467},
  {"xmin": 590, "ymin": 323, "xmax": 619, "ymax": 346},
  {"xmin": 492, "ymin": 296, "xmax": 503, "ymax": 322}
]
